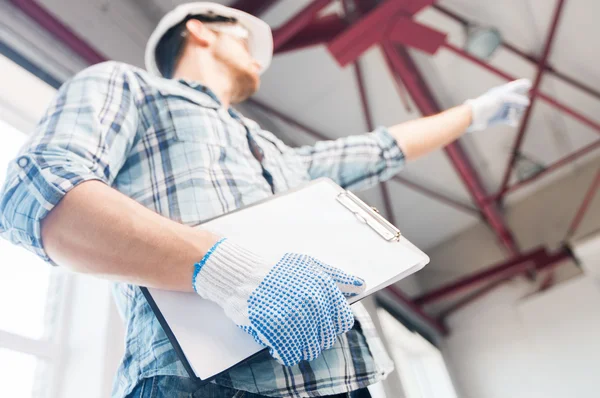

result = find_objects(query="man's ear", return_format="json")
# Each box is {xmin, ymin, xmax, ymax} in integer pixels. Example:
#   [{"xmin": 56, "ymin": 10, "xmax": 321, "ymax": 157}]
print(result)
[{"xmin": 185, "ymin": 19, "xmax": 212, "ymax": 47}]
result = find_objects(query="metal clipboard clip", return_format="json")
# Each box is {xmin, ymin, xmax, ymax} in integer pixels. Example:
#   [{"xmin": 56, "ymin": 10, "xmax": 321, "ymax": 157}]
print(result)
[{"xmin": 336, "ymin": 190, "xmax": 402, "ymax": 242}]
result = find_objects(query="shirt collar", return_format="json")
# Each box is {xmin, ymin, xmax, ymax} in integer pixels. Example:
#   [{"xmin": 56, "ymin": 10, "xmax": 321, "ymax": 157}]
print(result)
[
  {"xmin": 175, "ymin": 79, "xmax": 244, "ymax": 120},
  {"xmin": 176, "ymin": 79, "xmax": 222, "ymax": 106}
]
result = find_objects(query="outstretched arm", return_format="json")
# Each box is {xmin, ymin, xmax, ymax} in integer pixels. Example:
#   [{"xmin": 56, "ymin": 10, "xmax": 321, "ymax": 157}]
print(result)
[{"xmin": 390, "ymin": 79, "xmax": 532, "ymax": 160}]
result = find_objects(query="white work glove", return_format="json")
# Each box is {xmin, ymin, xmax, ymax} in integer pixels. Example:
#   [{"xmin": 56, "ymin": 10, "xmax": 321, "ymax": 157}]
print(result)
[
  {"xmin": 192, "ymin": 238, "xmax": 366, "ymax": 366},
  {"xmin": 465, "ymin": 78, "xmax": 532, "ymax": 132}
]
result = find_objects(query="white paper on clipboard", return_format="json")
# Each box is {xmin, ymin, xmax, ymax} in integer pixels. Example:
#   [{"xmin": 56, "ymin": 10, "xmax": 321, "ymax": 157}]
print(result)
[{"xmin": 145, "ymin": 178, "xmax": 430, "ymax": 381}]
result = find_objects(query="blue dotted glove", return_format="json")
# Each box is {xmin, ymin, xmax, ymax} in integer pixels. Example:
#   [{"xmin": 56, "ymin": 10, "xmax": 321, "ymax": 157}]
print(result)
[
  {"xmin": 192, "ymin": 238, "xmax": 366, "ymax": 366},
  {"xmin": 465, "ymin": 78, "xmax": 532, "ymax": 132}
]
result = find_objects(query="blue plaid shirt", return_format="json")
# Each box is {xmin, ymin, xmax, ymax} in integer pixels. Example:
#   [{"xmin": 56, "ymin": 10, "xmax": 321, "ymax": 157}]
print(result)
[{"xmin": 0, "ymin": 62, "xmax": 403, "ymax": 397}]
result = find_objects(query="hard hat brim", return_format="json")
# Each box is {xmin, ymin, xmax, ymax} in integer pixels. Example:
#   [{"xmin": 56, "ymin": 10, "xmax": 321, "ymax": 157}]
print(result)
[{"xmin": 145, "ymin": 2, "xmax": 273, "ymax": 77}]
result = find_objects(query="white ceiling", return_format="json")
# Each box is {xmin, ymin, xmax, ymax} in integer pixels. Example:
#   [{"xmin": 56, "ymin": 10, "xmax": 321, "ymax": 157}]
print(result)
[{"xmin": 17, "ymin": 0, "xmax": 600, "ymax": 251}]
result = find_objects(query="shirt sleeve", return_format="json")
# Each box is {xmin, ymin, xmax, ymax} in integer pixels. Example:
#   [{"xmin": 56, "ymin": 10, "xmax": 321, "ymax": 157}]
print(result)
[
  {"xmin": 0, "ymin": 61, "xmax": 140, "ymax": 264},
  {"xmin": 292, "ymin": 127, "xmax": 406, "ymax": 191}
]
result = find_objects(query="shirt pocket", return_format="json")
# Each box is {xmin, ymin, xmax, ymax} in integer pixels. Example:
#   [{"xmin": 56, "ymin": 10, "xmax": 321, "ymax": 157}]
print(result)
[
  {"xmin": 167, "ymin": 110, "xmax": 250, "ymax": 152},
  {"xmin": 150, "ymin": 84, "xmax": 232, "ymax": 146}
]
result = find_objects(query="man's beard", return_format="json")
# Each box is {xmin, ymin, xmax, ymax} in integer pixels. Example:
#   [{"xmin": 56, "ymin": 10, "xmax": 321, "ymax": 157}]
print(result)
[{"xmin": 231, "ymin": 67, "xmax": 259, "ymax": 104}]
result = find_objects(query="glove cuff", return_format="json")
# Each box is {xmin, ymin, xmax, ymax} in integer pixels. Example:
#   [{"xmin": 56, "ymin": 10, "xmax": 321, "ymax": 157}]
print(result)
[
  {"xmin": 464, "ymin": 99, "xmax": 482, "ymax": 133},
  {"xmin": 192, "ymin": 238, "xmax": 272, "ymax": 321}
]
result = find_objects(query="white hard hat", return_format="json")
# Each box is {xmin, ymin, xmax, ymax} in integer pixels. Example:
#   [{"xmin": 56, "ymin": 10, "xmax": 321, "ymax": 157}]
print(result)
[{"xmin": 145, "ymin": 2, "xmax": 273, "ymax": 77}]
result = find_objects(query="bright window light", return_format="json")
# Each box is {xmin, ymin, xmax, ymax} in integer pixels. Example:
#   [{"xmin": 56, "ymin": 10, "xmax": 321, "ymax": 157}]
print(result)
[
  {"xmin": 0, "ymin": 120, "xmax": 53, "ymax": 340},
  {"xmin": 0, "ymin": 348, "xmax": 41, "ymax": 398},
  {"xmin": 377, "ymin": 308, "xmax": 458, "ymax": 398},
  {"xmin": 0, "ymin": 53, "xmax": 60, "ymax": 398}
]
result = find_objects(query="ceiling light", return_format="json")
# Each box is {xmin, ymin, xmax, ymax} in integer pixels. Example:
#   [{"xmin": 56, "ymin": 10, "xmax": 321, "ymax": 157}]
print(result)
[{"xmin": 465, "ymin": 26, "xmax": 502, "ymax": 60}]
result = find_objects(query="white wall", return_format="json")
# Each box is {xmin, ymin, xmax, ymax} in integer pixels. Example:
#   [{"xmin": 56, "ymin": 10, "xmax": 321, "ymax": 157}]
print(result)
[{"xmin": 441, "ymin": 275, "xmax": 600, "ymax": 398}]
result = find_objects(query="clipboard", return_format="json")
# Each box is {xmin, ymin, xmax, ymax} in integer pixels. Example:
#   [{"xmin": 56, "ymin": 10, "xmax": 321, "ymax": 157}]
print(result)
[{"xmin": 140, "ymin": 178, "xmax": 430, "ymax": 384}]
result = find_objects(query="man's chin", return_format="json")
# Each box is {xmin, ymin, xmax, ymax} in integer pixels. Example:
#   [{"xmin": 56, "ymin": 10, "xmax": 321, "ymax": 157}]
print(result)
[
  {"xmin": 233, "ymin": 73, "xmax": 260, "ymax": 103},
  {"xmin": 251, "ymin": 77, "xmax": 260, "ymax": 94},
  {"xmin": 248, "ymin": 70, "xmax": 260, "ymax": 91}
]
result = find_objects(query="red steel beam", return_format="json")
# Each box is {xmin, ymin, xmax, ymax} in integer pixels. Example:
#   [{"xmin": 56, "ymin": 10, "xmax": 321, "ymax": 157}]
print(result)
[
  {"xmin": 443, "ymin": 43, "xmax": 600, "ymax": 137},
  {"xmin": 565, "ymin": 166, "xmax": 600, "ymax": 239},
  {"xmin": 275, "ymin": 14, "xmax": 347, "ymax": 54},
  {"xmin": 353, "ymin": 57, "xmax": 398, "ymax": 223},
  {"xmin": 385, "ymin": 285, "xmax": 448, "ymax": 335},
  {"xmin": 414, "ymin": 247, "xmax": 547, "ymax": 306},
  {"xmin": 382, "ymin": 41, "xmax": 519, "ymax": 255},
  {"xmin": 247, "ymin": 98, "xmax": 480, "ymax": 216},
  {"xmin": 540, "ymin": 247, "xmax": 573, "ymax": 270},
  {"xmin": 491, "ymin": 139, "xmax": 600, "ymax": 199},
  {"xmin": 230, "ymin": 0, "xmax": 280, "ymax": 15},
  {"xmin": 328, "ymin": 0, "xmax": 435, "ymax": 67},
  {"xmin": 433, "ymin": 4, "xmax": 600, "ymax": 103},
  {"xmin": 388, "ymin": 16, "xmax": 447, "ymax": 55},
  {"xmin": 499, "ymin": 0, "xmax": 567, "ymax": 195},
  {"xmin": 437, "ymin": 246, "xmax": 571, "ymax": 318},
  {"xmin": 380, "ymin": 45, "xmax": 413, "ymax": 112},
  {"xmin": 9, "ymin": 0, "xmax": 106, "ymax": 64},
  {"xmin": 276, "ymin": 13, "xmax": 447, "ymax": 58},
  {"xmin": 354, "ymin": 0, "xmax": 378, "ymax": 15},
  {"xmin": 328, "ymin": 0, "xmax": 405, "ymax": 67},
  {"xmin": 272, "ymin": 0, "xmax": 332, "ymax": 51}
]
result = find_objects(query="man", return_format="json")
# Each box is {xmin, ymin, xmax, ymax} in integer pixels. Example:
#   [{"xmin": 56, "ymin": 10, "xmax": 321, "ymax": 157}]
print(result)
[{"xmin": 0, "ymin": 2, "xmax": 531, "ymax": 398}]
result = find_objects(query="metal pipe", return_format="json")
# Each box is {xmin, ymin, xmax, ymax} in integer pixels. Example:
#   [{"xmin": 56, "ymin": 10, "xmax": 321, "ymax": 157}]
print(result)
[
  {"xmin": 443, "ymin": 43, "xmax": 600, "ymax": 137},
  {"xmin": 382, "ymin": 40, "xmax": 519, "ymax": 255},
  {"xmin": 247, "ymin": 98, "xmax": 481, "ymax": 216},
  {"xmin": 414, "ymin": 247, "xmax": 548, "ymax": 306},
  {"xmin": 494, "ymin": 139, "xmax": 600, "ymax": 199},
  {"xmin": 272, "ymin": 0, "xmax": 332, "ymax": 51},
  {"xmin": 385, "ymin": 285, "xmax": 448, "ymax": 335},
  {"xmin": 499, "ymin": 0, "xmax": 567, "ymax": 195},
  {"xmin": 565, "ymin": 167, "xmax": 600, "ymax": 239}
]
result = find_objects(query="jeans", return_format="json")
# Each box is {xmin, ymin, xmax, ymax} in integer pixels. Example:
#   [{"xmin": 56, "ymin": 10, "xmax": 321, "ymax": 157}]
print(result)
[{"xmin": 125, "ymin": 375, "xmax": 373, "ymax": 398}]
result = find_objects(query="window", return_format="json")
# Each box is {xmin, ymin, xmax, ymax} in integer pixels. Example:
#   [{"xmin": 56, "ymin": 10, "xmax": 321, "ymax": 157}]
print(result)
[
  {"xmin": 377, "ymin": 308, "xmax": 458, "ymax": 398},
  {"xmin": 0, "ymin": 53, "xmax": 63, "ymax": 398}
]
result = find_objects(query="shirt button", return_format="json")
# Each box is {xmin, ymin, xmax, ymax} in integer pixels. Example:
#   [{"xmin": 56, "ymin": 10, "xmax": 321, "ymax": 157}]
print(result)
[{"xmin": 17, "ymin": 157, "xmax": 29, "ymax": 168}]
